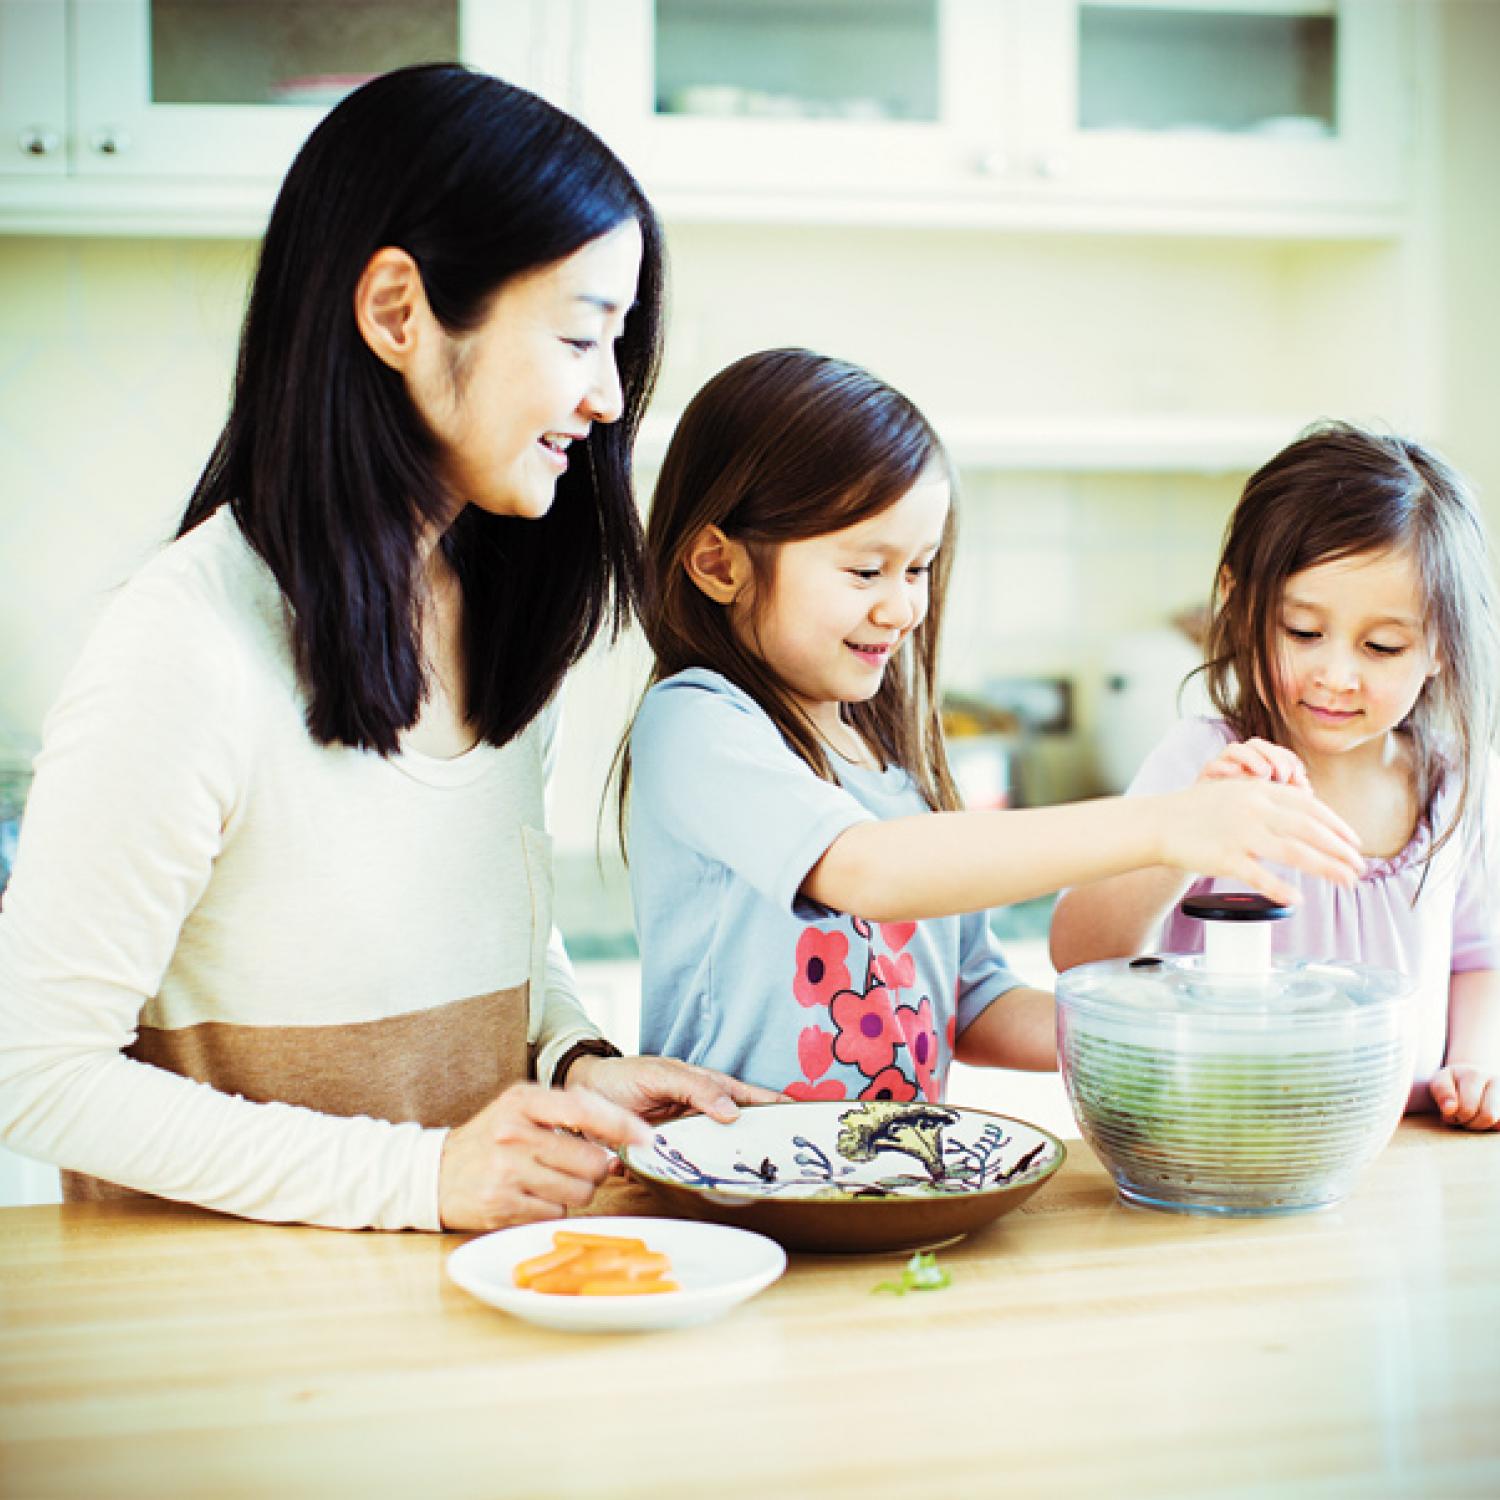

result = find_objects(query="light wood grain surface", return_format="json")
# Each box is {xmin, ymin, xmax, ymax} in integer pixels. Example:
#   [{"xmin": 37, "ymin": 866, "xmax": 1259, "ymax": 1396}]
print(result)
[{"xmin": 2, "ymin": 1119, "xmax": 1496, "ymax": 1500}]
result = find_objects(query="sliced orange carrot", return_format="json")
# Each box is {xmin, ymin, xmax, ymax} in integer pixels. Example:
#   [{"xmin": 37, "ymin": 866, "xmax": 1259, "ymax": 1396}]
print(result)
[
  {"xmin": 512, "ymin": 1244, "xmax": 584, "ymax": 1287},
  {"xmin": 516, "ymin": 1230, "xmax": 677, "ymax": 1295},
  {"xmin": 577, "ymin": 1278, "xmax": 679, "ymax": 1296},
  {"xmin": 551, "ymin": 1230, "xmax": 649, "ymax": 1253}
]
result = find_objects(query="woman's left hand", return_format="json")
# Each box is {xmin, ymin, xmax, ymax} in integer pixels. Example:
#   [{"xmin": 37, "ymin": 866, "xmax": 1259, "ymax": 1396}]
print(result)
[
  {"xmin": 565, "ymin": 1054, "xmax": 784, "ymax": 1125},
  {"xmin": 1429, "ymin": 1064, "xmax": 1500, "ymax": 1130}
]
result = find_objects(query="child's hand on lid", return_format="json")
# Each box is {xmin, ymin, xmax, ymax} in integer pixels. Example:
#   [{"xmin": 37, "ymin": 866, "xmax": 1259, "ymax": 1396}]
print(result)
[
  {"xmin": 1199, "ymin": 737, "xmax": 1311, "ymax": 788},
  {"xmin": 1429, "ymin": 1065, "xmax": 1500, "ymax": 1131}
]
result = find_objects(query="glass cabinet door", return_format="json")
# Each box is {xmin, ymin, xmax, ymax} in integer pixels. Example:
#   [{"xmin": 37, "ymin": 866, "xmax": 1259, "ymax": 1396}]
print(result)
[
  {"xmin": 1014, "ymin": 0, "xmax": 1407, "ymax": 211},
  {"xmin": 0, "ymin": 0, "xmax": 68, "ymax": 178},
  {"xmin": 575, "ymin": 0, "xmax": 1012, "ymax": 200},
  {"xmin": 71, "ymin": 0, "xmax": 511, "ymax": 180}
]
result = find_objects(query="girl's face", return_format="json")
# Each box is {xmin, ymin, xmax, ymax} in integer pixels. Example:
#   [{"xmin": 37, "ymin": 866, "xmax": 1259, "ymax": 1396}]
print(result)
[
  {"xmin": 741, "ymin": 471, "xmax": 951, "ymax": 735},
  {"xmin": 413, "ymin": 218, "xmax": 643, "ymax": 519},
  {"xmin": 1272, "ymin": 545, "xmax": 1440, "ymax": 764}
]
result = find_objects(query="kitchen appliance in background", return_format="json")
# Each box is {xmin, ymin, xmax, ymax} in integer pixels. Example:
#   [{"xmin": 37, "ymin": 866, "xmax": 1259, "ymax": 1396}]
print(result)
[
  {"xmin": 943, "ymin": 677, "xmax": 1072, "ymax": 810},
  {"xmin": 1094, "ymin": 613, "xmax": 1211, "ymax": 793}
]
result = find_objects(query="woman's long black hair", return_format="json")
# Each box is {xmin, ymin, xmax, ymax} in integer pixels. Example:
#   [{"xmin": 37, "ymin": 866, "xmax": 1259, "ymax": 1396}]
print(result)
[{"xmin": 181, "ymin": 64, "xmax": 664, "ymax": 754}]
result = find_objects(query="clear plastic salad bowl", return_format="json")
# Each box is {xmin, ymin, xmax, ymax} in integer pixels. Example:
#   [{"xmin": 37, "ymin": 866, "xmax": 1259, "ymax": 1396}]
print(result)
[{"xmin": 1056, "ymin": 894, "xmax": 1414, "ymax": 1216}]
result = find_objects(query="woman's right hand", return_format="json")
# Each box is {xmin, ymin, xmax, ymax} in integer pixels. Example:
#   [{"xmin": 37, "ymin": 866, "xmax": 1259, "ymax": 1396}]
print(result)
[
  {"xmin": 437, "ymin": 1082, "xmax": 651, "ymax": 1232},
  {"xmin": 1154, "ymin": 777, "xmax": 1364, "ymax": 905}
]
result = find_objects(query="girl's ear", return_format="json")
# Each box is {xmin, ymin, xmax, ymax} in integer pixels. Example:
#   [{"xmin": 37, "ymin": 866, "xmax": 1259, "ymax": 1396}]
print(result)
[
  {"xmin": 354, "ymin": 247, "xmax": 432, "ymax": 372},
  {"xmin": 683, "ymin": 524, "xmax": 752, "ymax": 604}
]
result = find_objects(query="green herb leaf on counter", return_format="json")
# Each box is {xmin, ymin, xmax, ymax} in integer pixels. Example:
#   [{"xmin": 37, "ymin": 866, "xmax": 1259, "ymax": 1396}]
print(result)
[{"xmin": 873, "ymin": 1250, "xmax": 952, "ymax": 1296}]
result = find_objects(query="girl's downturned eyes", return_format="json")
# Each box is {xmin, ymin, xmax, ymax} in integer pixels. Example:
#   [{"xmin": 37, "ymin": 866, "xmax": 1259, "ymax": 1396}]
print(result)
[
  {"xmin": 1367, "ymin": 643, "xmax": 1408, "ymax": 657},
  {"xmin": 846, "ymin": 564, "xmax": 934, "ymax": 582}
]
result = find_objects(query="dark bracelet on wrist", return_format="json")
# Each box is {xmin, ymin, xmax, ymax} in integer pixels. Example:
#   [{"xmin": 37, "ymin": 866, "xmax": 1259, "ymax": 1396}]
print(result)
[{"xmin": 552, "ymin": 1038, "xmax": 623, "ymax": 1088}]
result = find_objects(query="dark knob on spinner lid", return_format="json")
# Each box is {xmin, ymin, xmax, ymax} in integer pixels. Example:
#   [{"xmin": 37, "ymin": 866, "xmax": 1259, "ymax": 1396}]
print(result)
[{"xmin": 1180, "ymin": 892, "xmax": 1292, "ymax": 974}]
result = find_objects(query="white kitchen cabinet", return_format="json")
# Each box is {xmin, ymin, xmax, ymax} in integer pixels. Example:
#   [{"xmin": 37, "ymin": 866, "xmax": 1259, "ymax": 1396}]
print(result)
[
  {"xmin": 568, "ymin": 0, "xmax": 1411, "ymax": 232},
  {"xmin": 0, "ymin": 0, "xmax": 67, "ymax": 179},
  {"xmin": 0, "ymin": 0, "xmax": 545, "ymax": 235}
]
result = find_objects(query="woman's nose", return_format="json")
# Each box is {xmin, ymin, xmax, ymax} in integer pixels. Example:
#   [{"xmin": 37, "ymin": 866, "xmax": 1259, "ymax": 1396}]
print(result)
[{"xmin": 582, "ymin": 349, "xmax": 624, "ymax": 424}]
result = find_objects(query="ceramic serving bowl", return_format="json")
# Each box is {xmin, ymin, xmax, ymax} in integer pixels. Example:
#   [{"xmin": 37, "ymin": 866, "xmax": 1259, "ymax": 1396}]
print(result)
[{"xmin": 620, "ymin": 1099, "xmax": 1065, "ymax": 1253}]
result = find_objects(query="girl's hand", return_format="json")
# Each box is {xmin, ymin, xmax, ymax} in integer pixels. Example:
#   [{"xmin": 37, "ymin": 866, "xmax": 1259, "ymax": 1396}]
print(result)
[
  {"xmin": 1156, "ymin": 778, "xmax": 1363, "ymax": 905},
  {"xmin": 565, "ymin": 1054, "xmax": 784, "ymax": 1125},
  {"xmin": 437, "ymin": 1081, "xmax": 650, "ymax": 1232},
  {"xmin": 1199, "ymin": 737, "xmax": 1310, "ymax": 788},
  {"xmin": 1429, "ymin": 1065, "xmax": 1500, "ymax": 1130}
]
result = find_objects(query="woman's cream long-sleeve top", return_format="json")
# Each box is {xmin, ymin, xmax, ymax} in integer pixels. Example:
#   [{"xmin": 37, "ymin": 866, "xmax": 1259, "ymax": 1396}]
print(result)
[{"xmin": 0, "ymin": 510, "xmax": 605, "ymax": 1230}]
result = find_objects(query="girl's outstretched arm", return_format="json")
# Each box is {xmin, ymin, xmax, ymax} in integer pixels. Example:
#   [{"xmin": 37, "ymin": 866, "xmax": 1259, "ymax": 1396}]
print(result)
[
  {"xmin": 804, "ymin": 777, "xmax": 1362, "ymax": 924},
  {"xmin": 1429, "ymin": 969, "xmax": 1500, "ymax": 1131}
]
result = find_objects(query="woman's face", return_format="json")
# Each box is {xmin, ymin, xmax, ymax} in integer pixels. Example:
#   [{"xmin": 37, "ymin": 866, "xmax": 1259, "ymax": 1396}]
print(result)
[{"xmin": 412, "ymin": 218, "xmax": 643, "ymax": 519}]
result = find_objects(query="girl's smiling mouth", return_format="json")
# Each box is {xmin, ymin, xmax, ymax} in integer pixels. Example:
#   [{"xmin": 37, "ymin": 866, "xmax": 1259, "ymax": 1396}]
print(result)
[
  {"xmin": 1304, "ymin": 702, "xmax": 1361, "ymax": 723},
  {"xmin": 847, "ymin": 641, "xmax": 893, "ymax": 664}
]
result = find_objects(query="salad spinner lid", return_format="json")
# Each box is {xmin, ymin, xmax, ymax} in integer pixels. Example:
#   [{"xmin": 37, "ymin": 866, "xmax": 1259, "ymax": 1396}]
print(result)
[{"xmin": 1057, "ymin": 893, "xmax": 1412, "ymax": 1020}]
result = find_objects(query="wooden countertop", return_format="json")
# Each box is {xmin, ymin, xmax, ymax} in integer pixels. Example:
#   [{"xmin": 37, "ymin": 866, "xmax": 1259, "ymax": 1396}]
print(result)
[{"xmin": 2, "ymin": 1120, "xmax": 1496, "ymax": 1500}]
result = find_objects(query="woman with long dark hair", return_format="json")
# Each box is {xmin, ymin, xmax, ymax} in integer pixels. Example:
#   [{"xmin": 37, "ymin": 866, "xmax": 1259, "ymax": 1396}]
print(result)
[{"xmin": 0, "ymin": 66, "xmax": 771, "ymax": 1231}]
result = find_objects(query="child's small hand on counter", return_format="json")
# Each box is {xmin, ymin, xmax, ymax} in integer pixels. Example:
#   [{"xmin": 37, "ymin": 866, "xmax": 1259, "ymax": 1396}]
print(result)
[{"xmin": 1429, "ymin": 1065, "xmax": 1500, "ymax": 1131}]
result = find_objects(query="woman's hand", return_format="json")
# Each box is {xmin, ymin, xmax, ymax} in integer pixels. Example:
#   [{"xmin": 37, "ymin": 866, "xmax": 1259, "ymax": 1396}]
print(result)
[
  {"xmin": 1198, "ymin": 737, "xmax": 1310, "ymax": 788},
  {"xmin": 565, "ymin": 1054, "xmax": 784, "ymax": 1125},
  {"xmin": 437, "ymin": 1081, "xmax": 650, "ymax": 1232},
  {"xmin": 1429, "ymin": 1065, "xmax": 1500, "ymax": 1130},
  {"xmin": 1155, "ymin": 777, "xmax": 1363, "ymax": 905}
]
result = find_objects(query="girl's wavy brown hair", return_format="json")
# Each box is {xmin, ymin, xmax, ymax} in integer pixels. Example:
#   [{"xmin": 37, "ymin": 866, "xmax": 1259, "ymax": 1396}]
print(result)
[
  {"xmin": 617, "ymin": 347, "xmax": 959, "ymax": 848},
  {"xmin": 1204, "ymin": 421, "xmax": 1499, "ymax": 867}
]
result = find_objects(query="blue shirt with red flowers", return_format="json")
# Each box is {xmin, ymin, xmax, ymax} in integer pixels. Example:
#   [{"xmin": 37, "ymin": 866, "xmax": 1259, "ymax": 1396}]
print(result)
[{"xmin": 629, "ymin": 669, "xmax": 1024, "ymax": 1102}]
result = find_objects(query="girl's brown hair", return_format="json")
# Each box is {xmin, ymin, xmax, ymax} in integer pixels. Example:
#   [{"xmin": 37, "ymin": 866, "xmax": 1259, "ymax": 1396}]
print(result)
[
  {"xmin": 619, "ymin": 347, "xmax": 959, "ymax": 843},
  {"xmin": 1204, "ymin": 420, "xmax": 1499, "ymax": 864}
]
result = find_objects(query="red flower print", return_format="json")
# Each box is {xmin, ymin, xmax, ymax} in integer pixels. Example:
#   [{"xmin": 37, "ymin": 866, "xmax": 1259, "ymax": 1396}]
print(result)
[
  {"xmin": 859, "ymin": 1066, "xmax": 918, "ymax": 1102},
  {"xmin": 896, "ymin": 997, "xmax": 940, "ymax": 1098},
  {"xmin": 871, "ymin": 949, "xmax": 916, "ymax": 996},
  {"xmin": 786, "ymin": 1078, "xmax": 848, "ymax": 1101},
  {"xmin": 831, "ymin": 984, "xmax": 899, "ymax": 1076},
  {"xmin": 793, "ymin": 927, "xmax": 851, "ymax": 1009},
  {"xmin": 879, "ymin": 921, "xmax": 917, "ymax": 951},
  {"xmin": 798, "ymin": 1026, "xmax": 835, "ymax": 1081}
]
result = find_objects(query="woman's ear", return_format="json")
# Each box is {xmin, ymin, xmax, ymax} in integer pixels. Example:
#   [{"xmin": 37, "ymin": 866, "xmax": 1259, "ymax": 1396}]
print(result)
[
  {"xmin": 353, "ymin": 247, "xmax": 432, "ymax": 372},
  {"xmin": 683, "ymin": 524, "xmax": 751, "ymax": 605}
]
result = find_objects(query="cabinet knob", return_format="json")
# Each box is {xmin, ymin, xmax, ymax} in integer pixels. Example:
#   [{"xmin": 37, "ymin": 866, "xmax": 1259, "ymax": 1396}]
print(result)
[
  {"xmin": 89, "ymin": 127, "xmax": 130, "ymax": 156},
  {"xmin": 1033, "ymin": 152, "xmax": 1069, "ymax": 181},
  {"xmin": 18, "ymin": 126, "xmax": 61, "ymax": 158},
  {"xmin": 973, "ymin": 149, "xmax": 1008, "ymax": 178}
]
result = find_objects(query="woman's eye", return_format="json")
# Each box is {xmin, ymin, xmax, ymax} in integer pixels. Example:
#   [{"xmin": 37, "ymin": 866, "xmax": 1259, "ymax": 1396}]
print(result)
[
  {"xmin": 563, "ymin": 338, "xmax": 598, "ymax": 354},
  {"xmin": 906, "ymin": 564, "xmax": 933, "ymax": 580},
  {"xmin": 848, "ymin": 568, "xmax": 881, "ymax": 582}
]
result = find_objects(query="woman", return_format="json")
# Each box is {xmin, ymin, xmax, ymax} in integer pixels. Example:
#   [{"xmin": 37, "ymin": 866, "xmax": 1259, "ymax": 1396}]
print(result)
[{"xmin": 0, "ymin": 65, "xmax": 771, "ymax": 1232}]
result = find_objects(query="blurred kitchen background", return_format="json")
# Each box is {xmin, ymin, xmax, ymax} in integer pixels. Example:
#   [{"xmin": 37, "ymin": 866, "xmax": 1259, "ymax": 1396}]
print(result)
[{"xmin": 2, "ymin": 2, "xmax": 1498, "ymax": 1192}]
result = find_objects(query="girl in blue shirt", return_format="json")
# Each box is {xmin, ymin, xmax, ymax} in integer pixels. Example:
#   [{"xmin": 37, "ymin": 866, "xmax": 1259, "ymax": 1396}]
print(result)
[{"xmin": 623, "ymin": 349, "xmax": 1363, "ymax": 1103}]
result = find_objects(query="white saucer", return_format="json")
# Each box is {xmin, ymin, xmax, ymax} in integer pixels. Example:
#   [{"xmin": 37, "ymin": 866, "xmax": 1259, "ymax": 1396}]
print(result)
[{"xmin": 445, "ymin": 1216, "xmax": 786, "ymax": 1333}]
